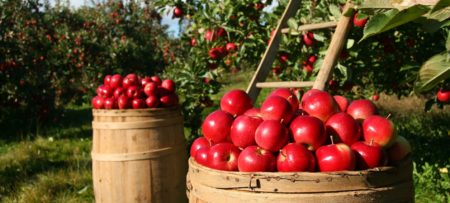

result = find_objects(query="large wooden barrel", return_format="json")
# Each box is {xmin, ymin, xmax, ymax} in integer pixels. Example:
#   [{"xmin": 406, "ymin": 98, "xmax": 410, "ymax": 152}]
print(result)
[
  {"xmin": 92, "ymin": 107, "xmax": 188, "ymax": 203},
  {"xmin": 187, "ymin": 157, "xmax": 414, "ymax": 203}
]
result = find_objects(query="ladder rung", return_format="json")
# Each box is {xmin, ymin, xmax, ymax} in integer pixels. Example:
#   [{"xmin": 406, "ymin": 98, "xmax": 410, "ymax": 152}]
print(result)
[
  {"xmin": 281, "ymin": 21, "xmax": 338, "ymax": 34},
  {"xmin": 256, "ymin": 81, "xmax": 315, "ymax": 88}
]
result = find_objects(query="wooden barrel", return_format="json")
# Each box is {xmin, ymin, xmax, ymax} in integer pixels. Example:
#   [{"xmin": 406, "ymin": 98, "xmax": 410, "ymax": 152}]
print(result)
[
  {"xmin": 92, "ymin": 107, "xmax": 188, "ymax": 203},
  {"xmin": 187, "ymin": 157, "xmax": 414, "ymax": 203}
]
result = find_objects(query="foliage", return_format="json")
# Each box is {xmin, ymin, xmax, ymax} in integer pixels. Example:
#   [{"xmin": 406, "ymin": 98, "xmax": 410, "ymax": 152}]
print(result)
[{"xmin": 0, "ymin": 0, "xmax": 169, "ymax": 130}]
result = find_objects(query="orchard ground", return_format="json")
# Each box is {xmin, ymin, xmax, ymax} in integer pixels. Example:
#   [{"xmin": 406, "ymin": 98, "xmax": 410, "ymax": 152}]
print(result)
[{"xmin": 0, "ymin": 71, "xmax": 449, "ymax": 202}]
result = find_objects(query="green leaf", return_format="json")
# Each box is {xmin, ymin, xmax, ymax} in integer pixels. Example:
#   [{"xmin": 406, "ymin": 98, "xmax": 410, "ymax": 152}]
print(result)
[
  {"xmin": 414, "ymin": 52, "xmax": 450, "ymax": 92},
  {"xmin": 329, "ymin": 4, "xmax": 341, "ymax": 20},
  {"xmin": 287, "ymin": 18, "xmax": 298, "ymax": 30},
  {"xmin": 360, "ymin": 5, "xmax": 430, "ymax": 42},
  {"xmin": 447, "ymin": 31, "xmax": 450, "ymax": 51}
]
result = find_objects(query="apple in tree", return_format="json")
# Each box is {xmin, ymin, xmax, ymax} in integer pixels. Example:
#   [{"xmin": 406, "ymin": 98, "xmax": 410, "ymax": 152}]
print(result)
[
  {"xmin": 226, "ymin": 42, "xmax": 237, "ymax": 52},
  {"xmin": 351, "ymin": 141, "xmax": 385, "ymax": 170},
  {"xmin": 230, "ymin": 115, "xmax": 263, "ymax": 148},
  {"xmin": 289, "ymin": 115, "xmax": 327, "ymax": 150},
  {"xmin": 333, "ymin": 95, "xmax": 349, "ymax": 112},
  {"xmin": 173, "ymin": 6, "xmax": 183, "ymax": 18},
  {"xmin": 303, "ymin": 32, "xmax": 315, "ymax": 46},
  {"xmin": 195, "ymin": 147, "xmax": 210, "ymax": 167},
  {"xmin": 255, "ymin": 120, "xmax": 289, "ymax": 152},
  {"xmin": 347, "ymin": 99, "xmax": 377, "ymax": 121},
  {"xmin": 325, "ymin": 112, "xmax": 361, "ymax": 146},
  {"xmin": 363, "ymin": 115, "xmax": 396, "ymax": 148},
  {"xmin": 301, "ymin": 90, "xmax": 340, "ymax": 122},
  {"xmin": 316, "ymin": 142, "xmax": 356, "ymax": 172},
  {"xmin": 277, "ymin": 143, "xmax": 316, "ymax": 172},
  {"xmin": 110, "ymin": 74, "xmax": 123, "ymax": 89},
  {"xmin": 190, "ymin": 137, "xmax": 211, "ymax": 158},
  {"xmin": 220, "ymin": 89, "xmax": 253, "ymax": 116},
  {"xmin": 204, "ymin": 29, "xmax": 215, "ymax": 41},
  {"xmin": 437, "ymin": 88, "xmax": 450, "ymax": 103},
  {"xmin": 387, "ymin": 136, "xmax": 411, "ymax": 163},
  {"xmin": 269, "ymin": 88, "xmax": 299, "ymax": 111},
  {"xmin": 353, "ymin": 13, "xmax": 368, "ymax": 28},
  {"xmin": 208, "ymin": 143, "xmax": 241, "ymax": 171},
  {"xmin": 308, "ymin": 55, "xmax": 317, "ymax": 64},
  {"xmin": 202, "ymin": 110, "xmax": 234, "ymax": 143},
  {"xmin": 261, "ymin": 95, "xmax": 293, "ymax": 124},
  {"xmin": 238, "ymin": 146, "xmax": 276, "ymax": 172},
  {"xmin": 372, "ymin": 94, "xmax": 380, "ymax": 101},
  {"xmin": 279, "ymin": 52, "xmax": 289, "ymax": 63}
]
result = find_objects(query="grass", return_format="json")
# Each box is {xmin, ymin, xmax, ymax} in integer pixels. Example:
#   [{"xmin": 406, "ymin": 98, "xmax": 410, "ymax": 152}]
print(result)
[{"xmin": 0, "ymin": 71, "xmax": 449, "ymax": 202}]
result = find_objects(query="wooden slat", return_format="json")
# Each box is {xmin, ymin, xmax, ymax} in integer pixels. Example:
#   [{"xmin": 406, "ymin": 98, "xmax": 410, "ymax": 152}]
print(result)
[
  {"xmin": 256, "ymin": 81, "xmax": 314, "ymax": 88},
  {"xmin": 281, "ymin": 21, "xmax": 338, "ymax": 34},
  {"xmin": 359, "ymin": 0, "xmax": 438, "ymax": 8},
  {"xmin": 246, "ymin": 0, "xmax": 302, "ymax": 102},
  {"xmin": 312, "ymin": 2, "xmax": 354, "ymax": 90}
]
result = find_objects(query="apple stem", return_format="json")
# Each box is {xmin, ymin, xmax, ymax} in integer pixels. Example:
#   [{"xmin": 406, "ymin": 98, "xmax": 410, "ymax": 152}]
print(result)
[
  {"xmin": 330, "ymin": 136, "xmax": 334, "ymax": 145},
  {"xmin": 370, "ymin": 138, "xmax": 374, "ymax": 146},
  {"xmin": 386, "ymin": 113, "xmax": 391, "ymax": 119},
  {"xmin": 280, "ymin": 118, "xmax": 284, "ymax": 124}
]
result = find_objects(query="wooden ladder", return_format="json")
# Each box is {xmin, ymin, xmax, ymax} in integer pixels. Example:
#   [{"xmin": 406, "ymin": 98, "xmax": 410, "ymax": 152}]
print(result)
[{"xmin": 246, "ymin": 0, "xmax": 355, "ymax": 101}]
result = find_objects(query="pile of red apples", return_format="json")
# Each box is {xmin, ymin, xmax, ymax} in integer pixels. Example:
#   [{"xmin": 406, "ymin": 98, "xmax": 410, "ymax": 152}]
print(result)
[
  {"xmin": 92, "ymin": 73, "xmax": 178, "ymax": 109},
  {"xmin": 190, "ymin": 88, "xmax": 412, "ymax": 172}
]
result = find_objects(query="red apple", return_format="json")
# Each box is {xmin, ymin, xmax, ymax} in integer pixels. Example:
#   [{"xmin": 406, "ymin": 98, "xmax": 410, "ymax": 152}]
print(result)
[
  {"xmin": 208, "ymin": 47, "xmax": 221, "ymax": 60},
  {"xmin": 308, "ymin": 55, "xmax": 317, "ymax": 64},
  {"xmin": 277, "ymin": 143, "xmax": 316, "ymax": 172},
  {"xmin": 437, "ymin": 88, "xmax": 450, "ymax": 103},
  {"xmin": 269, "ymin": 88, "xmax": 299, "ymax": 111},
  {"xmin": 113, "ymin": 87, "xmax": 125, "ymax": 98},
  {"xmin": 363, "ymin": 115, "xmax": 396, "ymax": 147},
  {"xmin": 301, "ymin": 90, "xmax": 340, "ymax": 122},
  {"xmin": 351, "ymin": 141, "xmax": 385, "ymax": 170},
  {"xmin": 160, "ymin": 93, "xmax": 178, "ymax": 107},
  {"xmin": 326, "ymin": 112, "xmax": 361, "ymax": 146},
  {"xmin": 195, "ymin": 147, "xmax": 210, "ymax": 167},
  {"xmin": 141, "ymin": 76, "xmax": 152, "ymax": 87},
  {"xmin": 92, "ymin": 96, "xmax": 105, "ymax": 109},
  {"xmin": 104, "ymin": 97, "xmax": 117, "ymax": 109},
  {"xmin": 372, "ymin": 94, "xmax": 380, "ymax": 101},
  {"xmin": 126, "ymin": 86, "xmax": 140, "ymax": 98},
  {"xmin": 104, "ymin": 75, "xmax": 112, "ymax": 86},
  {"xmin": 204, "ymin": 29, "xmax": 215, "ymax": 41},
  {"xmin": 255, "ymin": 120, "xmax": 289, "ymax": 152},
  {"xmin": 260, "ymin": 95, "xmax": 293, "ymax": 124},
  {"xmin": 226, "ymin": 42, "xmax": 237, "ymax": 52},
  {"xmin": 144, "ymin": 82, "xmax": 158, "ymax": 96},
  {"xmin": 238, "ymin": 146, "xmax": 276, "ymax": 172},
  {"xmin": 316, "ymin": 143, "xmax": 356, "ymax": 172},
  {"xmin": 145, "ymin": 95, "xmax": 160, "ymax": 108},
  {"xmin": 303, "ymin": 32, "xmax": 315, "ymax": 46},
  {"xmin": 230, "ymin": 115, "xmax": 263, "ymax": 148},
  {"xmin": 347, "ymin": 99, "xmax": 377, "ymax": 121},
  {"xmin": 300, "ymin": 89, "xmax": 321, "ymax": 104},
  {"xmin": 151, "ymin": 75, "xmax": 162, "ymax": 85},
  {"xmin": 190, "ymin": 137, "xmax": 211, "ymax": 158},
  {"xmin": 279, "ymin": 52, "xmax": 289, "ymax": 63},
  {"xmin": 132, "ymin": 98, "xmax": 145, "ymax": 109},
  {"xmin": 161, "ymin": 79, "xmax": 176, "ymax": 93},
  {"xmin": 110, "ymin": 74, "xmax": 122, "ymax": 89},
  {"xmin": 289, "ymin": 115, "xmax": 327, "ymax": 150},
  {"xmin": 333, "ymin": 95, "xmax": 349, "ymax": 112},
  {"xmin": 202, "ymin": 110, "xmax": 234, "ymax": 143},
  {"xmin": 98, "ymin": 85, "xmax": 113, "ymax": 98},
  {"xmin": 353, "ymin": 13, "xmax": 368, "ymax": 28},
  {"xmin": 173, "ymin": 6, "xmax": 183, "ymax": 18},
  {"xmin": 190, "ymin": 38, "xmax": 197, "ymax": 47},
  {"xmin": 122, "ymin": 74, "xmax": 139, "ymax": 89},
  {"xmin": 117, "ymin": 95, "xmax": 130, "ymax": 109},
  {"xmin": 216, "ymin": 28, "xmax": 227, "ymax": 38},
  {"xmin": 244, "ymin": 108, "xmax": 262, "ymax": 118},
  {"xmin": 387, "ymin": 136, "xmax": 411, "ymax": 163},
  {"xmin": 208, "ymin": 143, "xmax": 241, "ymax": 171},
  {"xmin": 220, "ymin": 89, "xmax": 253, "ymax": 117}
]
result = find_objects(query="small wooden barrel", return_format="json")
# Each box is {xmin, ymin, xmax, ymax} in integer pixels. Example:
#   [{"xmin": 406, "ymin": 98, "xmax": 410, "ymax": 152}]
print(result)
[
  {"xmin": 187, "ymin": 157, "xmax": 414, "ymax": 203},
  {"xmin": 92, "ymin": 107, "xmax": 187, "ymax": 203}
]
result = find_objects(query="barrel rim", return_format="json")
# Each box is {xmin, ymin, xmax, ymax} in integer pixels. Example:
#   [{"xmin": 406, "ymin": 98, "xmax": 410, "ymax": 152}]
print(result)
[
  {"xmin": 188, "ymin": 157, "xmax": 411, "ymax": 176},
  {"xmin": 92, "ymin": 106, "xmax": 180, "ymax": 116}
]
